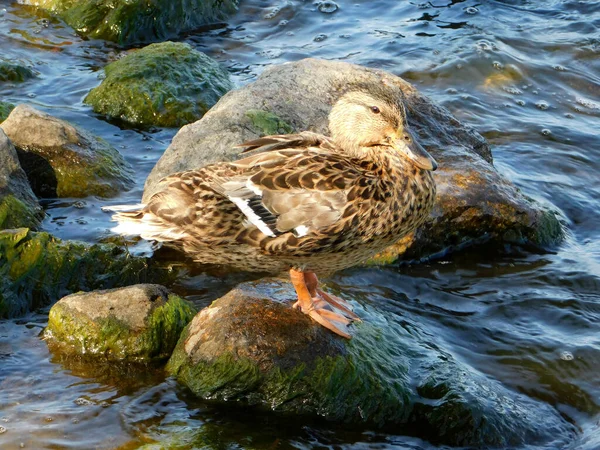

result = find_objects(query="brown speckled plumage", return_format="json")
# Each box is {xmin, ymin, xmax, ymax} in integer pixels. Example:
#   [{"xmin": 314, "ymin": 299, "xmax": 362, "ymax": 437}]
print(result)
[{"xmin": 109, "ymin": 81, "xmax": 437, "ymax": 338}]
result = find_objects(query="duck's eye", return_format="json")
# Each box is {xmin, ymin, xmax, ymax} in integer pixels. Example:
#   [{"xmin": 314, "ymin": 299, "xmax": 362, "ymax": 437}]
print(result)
[{"xmin": 370, "ymin": 106, "xmax": 380, "ymax": 114}]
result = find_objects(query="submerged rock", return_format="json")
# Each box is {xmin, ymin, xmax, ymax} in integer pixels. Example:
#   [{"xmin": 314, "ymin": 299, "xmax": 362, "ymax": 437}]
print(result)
[
  {"xmin": 0, "ymin": 59, "xmax": 37, "ymax": 83},
  {"xmin": 44, "ymin": 284, "xmax": 196, "ymax": 362},
  {"xmin": 144, "ymin": 58, "xmax": 563, "ymax": 261},
  {"xmin": 25, "ymin": 0, "xmax": 238, "ymax": 45},
  {"xmin": 0, "ymin": 104, "xmax": 134, "ymax": 198},
  {"xmin": 0, "ymin": 228, "xmax": 175, "ymax": 318},
  {"xmin": 85, "ymin": 42, "xmax": 233, "ymax": 128},
  {"xmin": 0, "ymin": 128, "xmax": 43, "ymax": 230},
  {"xmin": 167, "ymin": 280, "xmax": 573, "ymax": 447}
]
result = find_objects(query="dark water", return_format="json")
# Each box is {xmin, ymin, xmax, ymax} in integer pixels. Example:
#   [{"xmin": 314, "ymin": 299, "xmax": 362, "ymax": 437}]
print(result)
[{"xmin": 1, "ymin": 0, "xmax": 600, "ymax": 448}]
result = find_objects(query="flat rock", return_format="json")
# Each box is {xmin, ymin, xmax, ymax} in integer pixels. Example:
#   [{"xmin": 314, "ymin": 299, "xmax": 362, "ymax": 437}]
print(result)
[
  {"xmin": 0, "ymin": 128, "xmax": 43, "ymax": 230},
  {"xmin": 144, "ymin": 58, "xmax": 563, "ymax": 262},
  {"xmin": 1, "ymin": 104, "xmax": 134, "ymax": 198},
  {"xmin": 167, "ymin": 279, "xmax": 574, "ymax": 447},
  {"xmin": 44, "ymin": 284, "xmax": 196, "ymax": 362},
  {"xmin": 85, "ymin": 42, "xmax": 233, "ymax": 128}
]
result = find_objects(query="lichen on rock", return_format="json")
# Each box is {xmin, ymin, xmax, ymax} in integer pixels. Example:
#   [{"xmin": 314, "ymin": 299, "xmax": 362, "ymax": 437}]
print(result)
[
  {"xmin": 44, "ymin": 284, "xmax": 196, "ymax": 362},
  {"xmin": 166, "ymin": 279, "xmax": 574, "ymax": 447},
  {"xmin": 0, "ymin": 104, "xmax": 134, "ymax": 198},
  {"xmin": 0, "ymin": 228, "xmax": 175, "ymax": 318},
  {"xmin": 84, "ymin": 42, "xmax": 233, "ymax": 128},
  {"xmin": 23, "ymin": 0, "xmax": 238, "ymax": 45}
]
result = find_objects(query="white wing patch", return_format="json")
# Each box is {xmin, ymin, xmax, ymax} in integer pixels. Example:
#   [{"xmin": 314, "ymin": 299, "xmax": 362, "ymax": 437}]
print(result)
[
  {"xmin": 229, "ymin": 197, "xmax": 276, "ymax": 237},
  {"xmin": 294, "ymin": 225, "xmax": 309, "ymax": 237}
]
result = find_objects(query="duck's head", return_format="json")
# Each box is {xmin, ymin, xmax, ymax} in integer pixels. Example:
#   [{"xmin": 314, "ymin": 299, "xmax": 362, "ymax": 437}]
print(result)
[{"xmin": 328, "ymin": 82, "xmax": 437, "ymax": 171}]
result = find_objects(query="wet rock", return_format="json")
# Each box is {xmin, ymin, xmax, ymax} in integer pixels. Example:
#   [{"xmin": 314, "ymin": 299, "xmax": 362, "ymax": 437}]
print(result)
[
  {"xmin": 25, "ymin": 0, "xmax": 238, "ymax": 45},
  {"xmin": 167, "ymin": 280, "xmax": 574, "ymax": 446},
  {"xmin": 0, "ymin": 228, "xmax": 175, "ymax": 318},
  {"xmin": 0, "ymin": 101, "xmax": 14, "ymax": 122},
  {"xmin": 44, "ymin": 284, "xmax": 196, "ymax": 362},
  {"xmin": 0, "ymin": 104, "xmax": 134, "ymax": 198},
  {"xmin": 0, "ymin": 59, "xmax": 37, "ymax": 83},
  {"xmin": 85, "ymin": 42, "xmax": 233, "ymax": 128},
  {"xmin": 0, "ymin": 128, "xmax": 43, "ymax": 230},
  {"xmin": 144, "ymin": 58, "xmax": 563, "ymax": 261}
]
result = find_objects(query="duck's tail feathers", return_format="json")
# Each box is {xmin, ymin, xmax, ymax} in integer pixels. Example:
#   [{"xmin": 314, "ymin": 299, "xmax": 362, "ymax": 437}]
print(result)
[{"xmin": 103, "ymin": 203, "xmax": 189, "ymax": 241}]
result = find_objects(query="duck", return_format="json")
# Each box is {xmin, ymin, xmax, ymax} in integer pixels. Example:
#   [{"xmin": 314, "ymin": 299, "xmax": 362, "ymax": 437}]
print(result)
[{"xmin": 107, "ymin": 80, "xmax": 437, "ymax": 339}]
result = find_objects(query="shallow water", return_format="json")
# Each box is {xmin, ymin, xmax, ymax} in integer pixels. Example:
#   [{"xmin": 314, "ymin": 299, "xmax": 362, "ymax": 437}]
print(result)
[{"xmin": 1, "ymin": 0, "xmax": 599, "ymax": 448}]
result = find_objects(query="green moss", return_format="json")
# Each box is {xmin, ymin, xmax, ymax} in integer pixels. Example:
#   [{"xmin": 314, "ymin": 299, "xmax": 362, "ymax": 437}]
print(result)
[
  {"xmin": 84, "ymin": 42, "xmax": 233, "ymax": 128},
  {"xmin": 0, "ymin": 195, "xmax": 42, "ymax": 230},
  {"xmin": 0, "ymin": 61, "xmax": 36, "ymax": 82},
  {"xmin": 0, "ymin": 101, "xmax": 15, "ymax": 122},
  {"xmin": 51, "ymin": 144, "xmax": 134, "ymax": 198},
  {"xmin": 245, "ymin": 110, "xmax": 294, "ymax": 136},
  {"xmin": 30, "ymin": 0, "xmax": 238, "ymax": 45},
  {"xmin": 167, "ymin": 321, "xmax": 410, "ymax": 425},
  {"xmin": 46, "ymin": 293, "xmax": 196, "ymax": 361},
  {"xmin": 0, "ymin": 228, "xmax": 176, "ymax": 318},
  {"xmin": 529, "ymin": 208, "xmax": 564, "ymax": 247}
]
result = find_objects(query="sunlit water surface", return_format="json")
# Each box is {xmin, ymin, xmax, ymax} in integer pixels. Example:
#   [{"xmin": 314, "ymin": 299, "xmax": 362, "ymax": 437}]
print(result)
[{"xmin": 1, "ymin": 0, "xmax": 599, "ymax": 448}]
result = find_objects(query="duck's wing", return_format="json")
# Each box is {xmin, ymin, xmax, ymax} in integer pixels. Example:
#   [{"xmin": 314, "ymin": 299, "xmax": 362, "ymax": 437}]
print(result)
[
  {"xmin": 211, "ymin": 150, "xmax": 373, "ymax": 240},
  {"xmin": 237, "ymin": 131, "xmax": 339, "ymax": 154}
]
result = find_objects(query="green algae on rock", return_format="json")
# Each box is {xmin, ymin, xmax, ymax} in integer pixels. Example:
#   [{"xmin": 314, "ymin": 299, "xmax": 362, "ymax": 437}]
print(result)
[
  {"xmin": 0, "ymin": 101, "xmax": 15, "ymax": 122},
  {"xmin": 84, "ymin": 42, "xmax": 233, "ymax": 128},
  {"xmin": 0, "ymin": 104, "xmax": 134, "ymax": 198},
  {"xmin": 245, "ymin": 110, "xmax": 294, "ymax": 136},
  {"xmin": 0, "ymin": 228, "xmax": 175, "ymax": 319},
  {"xmin": 0, "ymin": 60, "xmax": 37, "ymax": 83},
  {"xmin": 166, "ymin": 279, "xmax": 573, "ymax": 446},
  {"xmin": 44, "ymin": 284, "xmax": 196, "ymax": 362},
  {"xmin": 24, "ymin": 0, "xmax": 238, "ymax": 45},
  {"xmin": 0, "ymin": 128, "xmax": 43, "ymax": 230}
]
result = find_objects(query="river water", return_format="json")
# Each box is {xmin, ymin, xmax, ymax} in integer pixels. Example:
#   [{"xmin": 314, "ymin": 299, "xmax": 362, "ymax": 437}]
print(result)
[{"xmin": 1, "ymin": 0, "xmax": 599, "ymax": 448}]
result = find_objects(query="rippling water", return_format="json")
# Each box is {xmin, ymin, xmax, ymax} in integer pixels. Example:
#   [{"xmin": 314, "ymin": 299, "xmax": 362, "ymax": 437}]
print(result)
[{"xmin": 1, "ymin": 0, "xmax": 599, "ymax": 448}]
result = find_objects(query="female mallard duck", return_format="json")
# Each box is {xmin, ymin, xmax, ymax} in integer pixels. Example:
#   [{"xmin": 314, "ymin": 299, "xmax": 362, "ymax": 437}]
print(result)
[{"xmin": 109, "ymin": 81, "xmax": 437, "ymax": 339}]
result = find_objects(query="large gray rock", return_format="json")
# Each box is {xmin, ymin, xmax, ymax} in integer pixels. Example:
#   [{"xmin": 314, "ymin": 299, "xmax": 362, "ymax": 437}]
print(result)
[
  {"xmin": 0, "ymin": 128, "xmax": 43, "ymax": 230},
  {"xmin": 44, "ymin": 284, "xmax": 196, "ymax": 362},
  {"xmin": 1, "ymin": 105, "xmax": 134, "ymax": 198},
  {"xmin": 144, "ymin": 59, "xmax": 563, "ymax": 262},
  {"xmin": 167, "ymin": 279, "xmax": 574, "ymax": 447}
]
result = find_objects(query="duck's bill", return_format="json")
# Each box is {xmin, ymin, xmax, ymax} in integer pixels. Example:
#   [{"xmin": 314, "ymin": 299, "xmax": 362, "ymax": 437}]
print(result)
[{"xmin": 395, "ymin": 130, "xmax": 438, "ymax": 171}]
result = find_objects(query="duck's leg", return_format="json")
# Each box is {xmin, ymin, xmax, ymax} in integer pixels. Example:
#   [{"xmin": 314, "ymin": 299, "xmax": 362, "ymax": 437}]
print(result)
[
  {"xmin": 304, "ymin": 272, "xmax": 361, "ymax": 322},
  {"xmin": 289, "ymin": 268, "xmax": 352, "ymax": 339}
]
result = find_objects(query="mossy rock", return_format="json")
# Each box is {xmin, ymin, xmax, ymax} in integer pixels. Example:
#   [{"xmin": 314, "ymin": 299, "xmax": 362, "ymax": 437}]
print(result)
[
  {"xmin": 0, "ymin": 101, "xmax": 15, "ymax": 122},
  {"xmin": 84, "ymin": 42, "xmax": 233, "ymax": 128},
  {"xmin": 166, "ymin": 279, "xmax": 573, "ymax": 447},
  {"xmin": 0, "ymin": 60, "xmax": 37, "ymax": 83},
  {"xmin": 0, "ymin": 228, "xmax": 176, "ymax": 318},
  {"xmin": 0, "ymin": 127, "xmax": 43, "ymax": 230},
  {"xmin": 44, "ymin": 284, "xmax": 196, "ymax": 362},
  {"xmin": 0, "ymin": 195, "xmax": 42, "ymax": 230},
  {"xmin": 25, "ymin": 0, "xmax": 238, "ymax": 45},
  {"xmin": 0, "ymin": 104, "xmax": 134, "ymax": 198}
]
